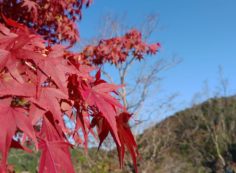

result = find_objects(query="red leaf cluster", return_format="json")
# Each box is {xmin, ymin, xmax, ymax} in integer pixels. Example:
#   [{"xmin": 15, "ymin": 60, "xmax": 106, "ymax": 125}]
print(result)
[
  {"xmin": 80, "ymin": 29, "xmax": 160, "ymax": 65},
  {"xmin": 0, "ymin": 20, "xmax": 138, "ymax": 173},
  {"xmin": 0, "ymin": 0, "xmax": 92, "ymax": 46},
  {"xmin": 0, "ymin": 1, "xmax": 159, "ymax": 172}
]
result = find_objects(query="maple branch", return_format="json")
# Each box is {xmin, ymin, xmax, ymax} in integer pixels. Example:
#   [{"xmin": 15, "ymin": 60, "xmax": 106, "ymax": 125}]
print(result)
[
  {"xmin": 101, "ymin": 69, "xmax": 114, "ymax": 83},
  {"xmin": 117, "ymin": 57, "xmax": 136, "ymax": 108},
  {"xmin": 128, "ymin": 58, "xmax": 181, "ymax": 117},
  {"xmin": 140, "ymin": 13, "xmax": 160, "ymax": 41}
]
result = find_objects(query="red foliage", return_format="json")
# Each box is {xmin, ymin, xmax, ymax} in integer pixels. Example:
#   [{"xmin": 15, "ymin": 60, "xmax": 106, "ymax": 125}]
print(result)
[
  {"xmin": 0, "ymin": 1, "xmax": 159, "ymax": 172},
  {"xmin": 80, "ymin": 30, "xmax": 160, "ymax": 65},
  {"xmin": 0, "ymin": 0, "xmax": 92, "ymax": 46}
]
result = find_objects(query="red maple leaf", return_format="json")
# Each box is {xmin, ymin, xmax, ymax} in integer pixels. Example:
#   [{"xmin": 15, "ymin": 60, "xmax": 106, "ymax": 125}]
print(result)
[
  {"xmin": 116, "ymin": 112, "xmax": 138, "ymax": 173},
  {"xmin": 91, "ymin": 112, "xmax": 138, "ymax": 172},
  {"xmin": 90, "ymin": 115, "xmax": 110, "ymax": 149},
  {"xmin": 22, "ymin": 0, "xmax": 39, "ymax": 20},
  {"xmin": 0, "ymin": 103, "xmax": 37, "ymax": 171},
  {"xmin": 79, "ymin": 76, "xmax": 124, "ymax": 146},
  {"xmin": 39, "ymin": 140, "xmax": 75, "ymax": 173},
  {"xmin": 38, "ymin": 114, "xmax": 75, "ymax": 173}
]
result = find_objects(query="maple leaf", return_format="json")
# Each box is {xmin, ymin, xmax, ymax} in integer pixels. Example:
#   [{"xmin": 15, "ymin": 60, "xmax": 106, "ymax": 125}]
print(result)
[
  {"xmin": 80, "ymin": 78, "xmax": 124, "ymax": 146},
  {"xmin": 91, "ymin": 112, "xmax": 138, "ymax": 172},
  {"xmin": 116, "ymin": 112, "xmax": 138, "ymax": 173},
  {"xmin": 39, "ymin": 140, "xmax": 75, "ymax": 173},
  {"xmin": 39, "ymin": 141, "xmax": 75, "ymax": 173},
  {"xmin": 22, "ymin": 0, "xmax": 39, "ymax": 19},
  {"xmin": 38, "ymin": 114, "xmax": 75, "ymax": 173},
  {"xmin": 0, "ymin": 103, "xmax": 37, "ymax": 170},
  {"xmin": 90, "ymin": 115, "xmax": 110, "ymax": 149}
]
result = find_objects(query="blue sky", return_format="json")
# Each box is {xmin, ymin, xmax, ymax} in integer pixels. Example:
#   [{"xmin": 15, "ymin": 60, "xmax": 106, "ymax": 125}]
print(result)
[{"xmin": 78, "ymin": 0, "xmax": 236, "ymax": 122}]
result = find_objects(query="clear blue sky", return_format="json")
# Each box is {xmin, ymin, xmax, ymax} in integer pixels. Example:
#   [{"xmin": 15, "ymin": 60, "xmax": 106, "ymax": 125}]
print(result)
[{"xmin": 78, "ymin": 0, "xmax": 236, "ymax": 122}]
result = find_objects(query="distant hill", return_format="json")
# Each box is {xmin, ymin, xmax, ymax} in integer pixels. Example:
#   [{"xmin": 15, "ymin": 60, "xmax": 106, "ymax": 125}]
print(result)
[
  {"xmin": 8, "ymin": 96, "xmax": 236, "ymax": 173},
  {"xmin": 136, "ymin": 96, "xmax": 236, "ymax": 173}
]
